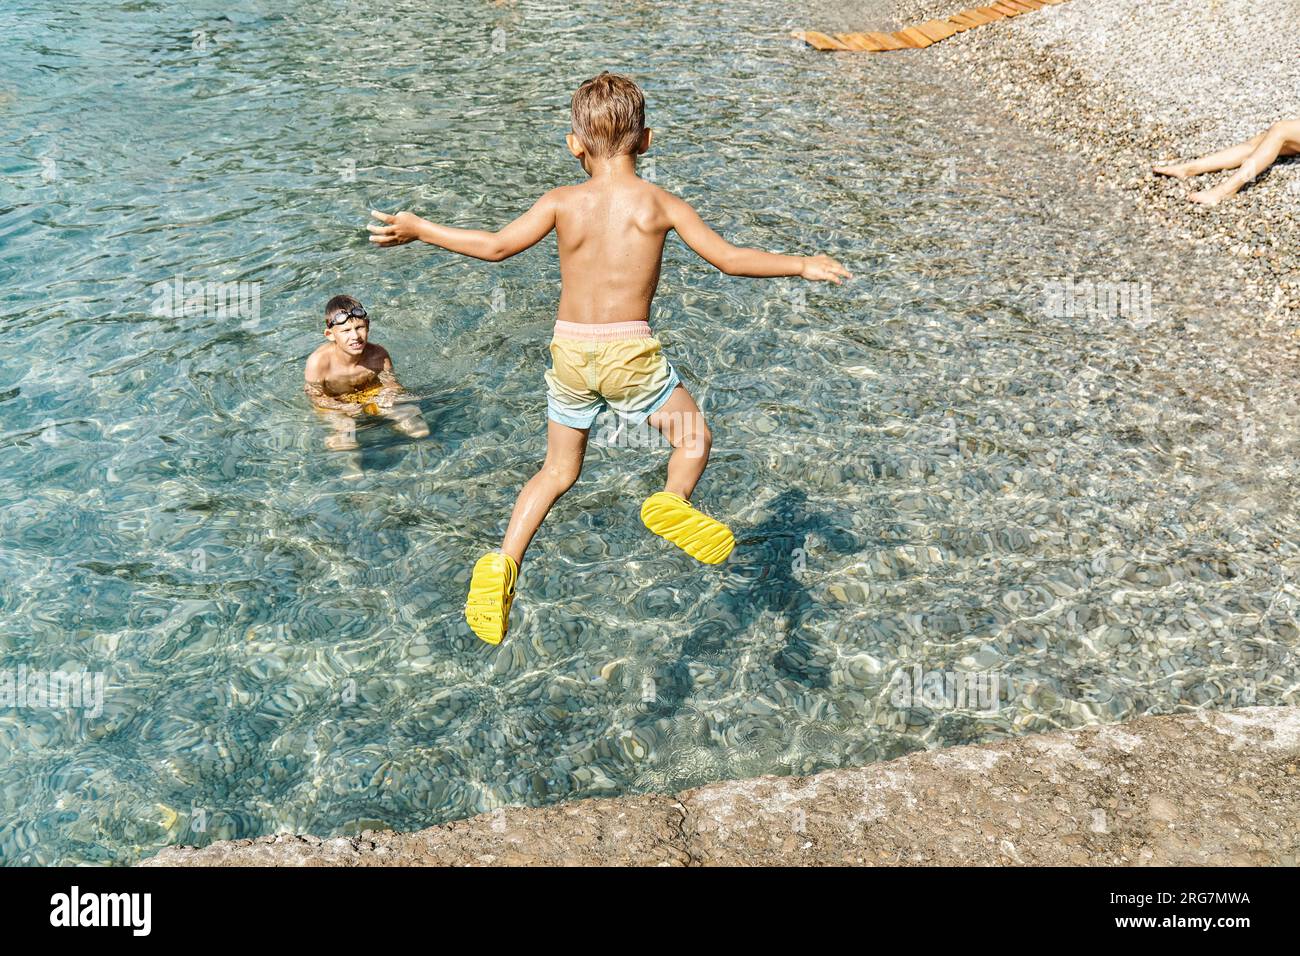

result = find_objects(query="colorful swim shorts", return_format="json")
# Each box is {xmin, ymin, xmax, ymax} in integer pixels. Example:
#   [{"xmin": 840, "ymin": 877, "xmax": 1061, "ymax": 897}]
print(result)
[
  {"xmin": 545, "ymin": 320, "xmax": 681, "ymax": 430},
  {"xmin": 333, "ymin": 383, "xmax": 384, "ymax": 415}
]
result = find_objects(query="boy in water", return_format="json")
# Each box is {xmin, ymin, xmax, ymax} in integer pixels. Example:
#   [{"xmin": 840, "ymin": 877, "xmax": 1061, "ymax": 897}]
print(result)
[
  {"xmin": 369, "ymin": 72, "xmax": 850, "ymax": 643},
  {"xmin": 304, "ymin": 294, "xmax": 429, "ymax": 452}
]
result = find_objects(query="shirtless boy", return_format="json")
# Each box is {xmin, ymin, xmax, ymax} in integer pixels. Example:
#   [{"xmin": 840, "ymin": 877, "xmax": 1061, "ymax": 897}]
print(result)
[
  {"xmin": 304, "ymin": 295, "xmax": 429, "ymax": 452},
  {"xmin": 368, "ymin": 72, "xmax": 850, "ymax": 643}
]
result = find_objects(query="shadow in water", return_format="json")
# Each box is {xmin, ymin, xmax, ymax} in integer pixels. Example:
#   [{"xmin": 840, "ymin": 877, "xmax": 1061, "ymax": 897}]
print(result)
[{"xmin": 658, "ymin": 488, "xmax": 862, "ymax": 708}]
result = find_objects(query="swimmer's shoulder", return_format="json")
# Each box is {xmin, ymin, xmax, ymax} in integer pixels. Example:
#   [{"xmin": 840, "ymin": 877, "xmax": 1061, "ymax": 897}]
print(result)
[
  {"xmin": 304, "ymin": 343, "xmax": 332, "ymax": 379},
  {"xmin": 364, "ymin": 342, "xmax": 392, "ymax": 368}
]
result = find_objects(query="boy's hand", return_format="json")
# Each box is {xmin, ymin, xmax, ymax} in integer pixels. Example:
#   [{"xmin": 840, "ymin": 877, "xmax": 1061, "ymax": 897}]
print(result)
[
  {"xmin": 800, "ymin": 254, "xmax": 852, "ymax": 284},
  {"xmin": 368, "ymin": 210, "xmax": 425, "ymax": 247}
]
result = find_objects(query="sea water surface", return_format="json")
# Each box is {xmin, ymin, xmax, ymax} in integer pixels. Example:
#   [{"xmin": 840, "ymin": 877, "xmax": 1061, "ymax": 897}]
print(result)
[{"xmin": 1, "ymin": 0, "xmax": 1297, "ymax": 864}]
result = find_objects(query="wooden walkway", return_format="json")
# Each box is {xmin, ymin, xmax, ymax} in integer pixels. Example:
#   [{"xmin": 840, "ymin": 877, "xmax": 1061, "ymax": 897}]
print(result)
[{"xmin": 794, "ymin": 0, "xmax": 1069, "ymax": 51}]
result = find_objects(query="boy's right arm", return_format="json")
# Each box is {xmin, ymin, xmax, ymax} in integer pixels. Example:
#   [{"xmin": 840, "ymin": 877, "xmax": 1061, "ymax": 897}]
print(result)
[
  {"xmin": 665, "ymin": 194, "xmax": 851, "ymax": 283},
  {"xmin": 368, "ymin": 191, "xmax": 558, "ymax": 262}
]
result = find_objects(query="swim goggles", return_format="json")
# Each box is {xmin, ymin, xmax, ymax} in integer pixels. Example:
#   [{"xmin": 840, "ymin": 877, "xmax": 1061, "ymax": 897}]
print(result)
[{"xmin": 326, "ymin": 305, "xmax": 369, "ymax": 328}]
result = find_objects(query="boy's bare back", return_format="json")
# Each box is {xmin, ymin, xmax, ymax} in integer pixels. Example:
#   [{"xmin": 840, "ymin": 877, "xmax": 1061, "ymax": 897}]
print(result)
[{"xmin": 551, "ymin": 176, "xmax": 669, "ymax": 325}]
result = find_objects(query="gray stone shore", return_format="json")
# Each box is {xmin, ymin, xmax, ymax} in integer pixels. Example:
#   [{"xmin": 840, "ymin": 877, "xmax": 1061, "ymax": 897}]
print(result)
[{"xmin": 143, "ymin": 706, "xmax": 1299, "ymax": 865}]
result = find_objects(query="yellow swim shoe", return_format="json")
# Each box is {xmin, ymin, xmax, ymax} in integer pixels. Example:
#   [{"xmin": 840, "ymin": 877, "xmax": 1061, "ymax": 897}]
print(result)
[
  {"xmin": 465, "ymin": 552, "xmax": 518, "ymax": 645},
  {"xmin": 640, "ymin": 492, "xmax": 735, "ymax": 564}
]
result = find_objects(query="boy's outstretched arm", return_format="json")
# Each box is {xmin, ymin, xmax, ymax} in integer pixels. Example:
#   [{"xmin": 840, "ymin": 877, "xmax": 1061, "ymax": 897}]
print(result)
[
  {"xmin": 368, "ymin": 191, "xmax": 558, "ymax": 262},
  {"xmin": 666, "ymin": 194, "xmax": 851, "ymax": 283}
]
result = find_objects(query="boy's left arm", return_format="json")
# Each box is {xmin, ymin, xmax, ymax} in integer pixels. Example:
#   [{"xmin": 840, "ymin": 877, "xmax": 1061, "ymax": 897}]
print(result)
[
  {"xmin": 375, "ymin": 348, "xmax": 402, "ymax": 408},
  {"xmin": 367, "ymin": 191, "xmax": 558, "ymax": 262}
]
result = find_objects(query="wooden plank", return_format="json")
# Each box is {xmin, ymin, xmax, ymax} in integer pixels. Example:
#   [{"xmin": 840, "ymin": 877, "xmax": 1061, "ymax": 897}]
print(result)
[
  {"xmin": 917, "ymin": 19, "xmax": 960, "ymax": 42},
  {"xmin": 836, "ymin": 33, "xmax": 878, "ymax": 50},
  {"xmin": 797, "ymin": 0, "xmax": 1068, "ymax": 53},
  {"xmin": 894, "ymin": 27, "xmax": 935, "ymax": 48},
  {"xmin": 868, "ymin": 31, "xmax": 910, "ymax": 50},
  {"xmin": 795, "ymin": 30, "xmax": 850, "ymax": 50},
  {"xmin": 852, "ymin": 33, "xmax": 889, "ymax": 51}
]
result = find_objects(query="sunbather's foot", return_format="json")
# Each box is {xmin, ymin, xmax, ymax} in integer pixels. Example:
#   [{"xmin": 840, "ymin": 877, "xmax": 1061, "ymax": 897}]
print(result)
[
  {"xmin": 640, "ymin": 491, "xmax": 735, "ymax": 564},
  {"xmin": 1188, "ymin": 188, "xmax": 1223, "ymax": 206},
  {"xmin": 1152, "ymin": 162, "xmax": 1193, "ymax": 180},
  {"xmin": 465, "ymin": 551, "xmax": 518, "ymax": 644}
]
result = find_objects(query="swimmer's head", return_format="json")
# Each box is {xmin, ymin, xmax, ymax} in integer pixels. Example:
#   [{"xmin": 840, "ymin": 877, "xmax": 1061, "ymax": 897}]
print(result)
[
  {"xmin": 568, "ymin": 72, "xmax": 652, "ymax": 166},
  {"xmin": 324, "ymin": 294, "xmax": 369, "ymax": 356}
]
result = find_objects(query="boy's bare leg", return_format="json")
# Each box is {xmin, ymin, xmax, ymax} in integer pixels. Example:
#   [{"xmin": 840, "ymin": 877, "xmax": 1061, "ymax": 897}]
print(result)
[
  {"xmin": 499, "ymin": 419, "xmax": 588, "ymax": 567},
  {"xmin": 647, "ymin": 385, "xmax": 712, "ymax": 499},
  {"xmin": 380, "ymin": 403, "xmax": 430, "ymax": 438},
  {"xmin": 319, "ymin": 411, "xmax": 363, "ymax": 479},
  {"xmin": 1154, "ymin": 133, "xmax": 1266, "ymax": 179},
  {"xmin": 1189, "ymin": 122, "xmax": 1300, "ymax": 205},
  {"xmin": 641, "ymin": 385, "xmax": 733, "ymax": 564}
]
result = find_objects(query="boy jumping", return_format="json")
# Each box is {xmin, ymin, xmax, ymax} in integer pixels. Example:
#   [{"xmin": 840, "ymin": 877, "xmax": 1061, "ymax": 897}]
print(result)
[{"xmin": 368, "ymin": 71, "xmax": 850, "ymax": 643}]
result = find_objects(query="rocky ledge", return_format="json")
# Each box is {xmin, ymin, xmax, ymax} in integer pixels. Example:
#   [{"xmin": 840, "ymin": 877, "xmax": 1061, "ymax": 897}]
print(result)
[{"xmin": 142, "ymin": 706, "xmax": 1299, "ymax": 866}]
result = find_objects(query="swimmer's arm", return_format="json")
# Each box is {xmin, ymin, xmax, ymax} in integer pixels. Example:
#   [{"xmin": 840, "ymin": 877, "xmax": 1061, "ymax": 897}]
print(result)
[
  {"xmin": 368, "ymin": 192, "xmax": 558, "ymax": 262},
  {"xmin": 375, "ymin": 349, "xmax": 403, "ymax": 407},
  {"xmin": 666, "ymin": 194, "xmax": 851, "ymax": 284},
  {"xmin": 304, "ymin": 380, "xmax": 362, "ymax": 414}
]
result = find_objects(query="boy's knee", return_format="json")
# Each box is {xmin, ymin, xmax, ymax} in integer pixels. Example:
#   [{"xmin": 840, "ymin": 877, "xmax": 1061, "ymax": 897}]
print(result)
[
  {"xmin": 542, "ymin": 461, "xmax": 581, "ymax": 491},
  {"xmin": 684, "ymin": 415, "xmax": 711, "ymax": 459}
]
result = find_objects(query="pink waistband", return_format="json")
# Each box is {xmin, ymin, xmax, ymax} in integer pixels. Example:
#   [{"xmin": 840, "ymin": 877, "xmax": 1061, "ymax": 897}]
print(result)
[{"xmin": 552, "ymin": 320, "xmax": 653, "ymax": 342}]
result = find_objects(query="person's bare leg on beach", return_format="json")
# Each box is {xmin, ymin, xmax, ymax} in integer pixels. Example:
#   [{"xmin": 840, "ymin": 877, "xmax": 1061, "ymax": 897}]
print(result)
[
  {"xmin": 1154, "ymin": 119, "xmax": 1300, "ymax": 205},
  {"xmin": 639, "ymin": 382, "xmax": 732, "ymax": 564}
]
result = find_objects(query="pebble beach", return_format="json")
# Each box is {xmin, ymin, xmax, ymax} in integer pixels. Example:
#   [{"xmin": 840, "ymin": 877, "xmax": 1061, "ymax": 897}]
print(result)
[{"xmin": 886, "ymin": 0, "xmax": 1300, "ymax": 324}]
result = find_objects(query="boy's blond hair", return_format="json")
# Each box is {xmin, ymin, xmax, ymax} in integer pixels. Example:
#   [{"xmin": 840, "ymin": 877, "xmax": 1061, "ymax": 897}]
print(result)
[{"xmin": 571, "ymin": 72, "xmax": 645, "ymax": 158}]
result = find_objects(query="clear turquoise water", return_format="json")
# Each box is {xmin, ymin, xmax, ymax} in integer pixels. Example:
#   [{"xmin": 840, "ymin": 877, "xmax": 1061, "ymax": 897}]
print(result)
[{"xmin": 1, "ymin": 0, "xmax": 1296, "ymax": 864}]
